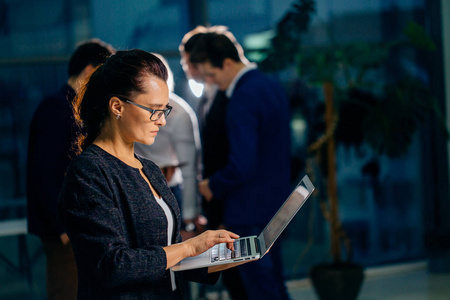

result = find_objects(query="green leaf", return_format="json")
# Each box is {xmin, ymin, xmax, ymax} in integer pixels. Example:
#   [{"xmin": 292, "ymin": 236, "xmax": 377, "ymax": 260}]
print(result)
[
  {"xmin": 344, "ymin": 43, "xmax": 389, "ymax": 69},
  {"xmin": 403, "ymin": 21, "xmax": 436, "ymax": 51}
]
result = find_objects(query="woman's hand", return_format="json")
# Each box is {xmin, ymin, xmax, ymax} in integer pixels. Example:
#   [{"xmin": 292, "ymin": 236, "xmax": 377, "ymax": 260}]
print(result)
[
  {"xmin": 184, "ymin": 230, "xmax": 239, "ymax": 257},
  {"xmin": 164, "ymin": 229, "xmax": 239, "ymax": 269},
  {"xmin": 161, "ymin": 166, "xmax": 177, "ymax": 182}
]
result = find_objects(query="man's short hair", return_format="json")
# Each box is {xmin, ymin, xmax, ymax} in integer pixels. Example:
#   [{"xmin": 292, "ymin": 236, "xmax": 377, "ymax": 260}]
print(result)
[
  {"xmin": 179, "ymin": 25, "xmax": 209, "ymax": 55},
  {"xmin": 180, "ymin": 26, "xmax": 246, "ymax": 69},
  {"xmin": 68, "ymin": 38, "xmax": 115, "ymax": 77},
  {"xmin": 189, "ymin": 32, "xmax": 242, "ymax": 68}
]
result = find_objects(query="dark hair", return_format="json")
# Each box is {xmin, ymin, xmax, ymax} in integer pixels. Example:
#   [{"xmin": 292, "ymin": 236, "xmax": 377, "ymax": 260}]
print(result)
[
  {"xmin": 73, "ymin": 49, "xmax": 168, "ymax": 152},
  {"xmin": 183, "ymin": 32, "xmax": 207, "ymax": 54},
  {"xmin": 188, "ymin": 32, "xmax": 242, "ymax": 68},
  {"xmin": 179, "ymin": 26, "xmax": 209, "ymax": 54},
  {"xmin": 68, "ymin": 38, "xmax": 115, "ymax": 77}
]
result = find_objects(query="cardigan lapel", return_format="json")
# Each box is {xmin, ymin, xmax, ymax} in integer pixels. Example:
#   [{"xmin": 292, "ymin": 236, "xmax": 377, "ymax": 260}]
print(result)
[{"xmin": 141, "ymin": 161, "xmax": 181, "ymax": 225}]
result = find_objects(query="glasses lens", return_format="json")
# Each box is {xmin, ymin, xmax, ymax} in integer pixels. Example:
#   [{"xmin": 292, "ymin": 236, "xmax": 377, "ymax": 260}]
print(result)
[
  {"xmin": 150, "ymin": 110, "xmax": 165, "ymax": 121},
  {"xmin": 165, "ymin": 107, "xmax": 171, "ymax": 118},
  {"xmin": 149, "ymin": 107, "xmax": 171, "ymax": 121}
]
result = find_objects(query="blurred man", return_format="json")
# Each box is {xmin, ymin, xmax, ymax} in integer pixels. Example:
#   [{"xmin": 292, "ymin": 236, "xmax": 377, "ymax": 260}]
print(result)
[
  {"xmin": 27, "ymin": 39, "xmax": 115, "ymax": 300},
  {"xmin": 191, "ymin": 28, "xmax": 292, "ymax": 300},
  {"xmin": 180, "ymin": 26, "xmax": 232, "ymax": 230},
  {"xmin": 180, "ymin": 27, "xmax": 248, "ymax": 299}
]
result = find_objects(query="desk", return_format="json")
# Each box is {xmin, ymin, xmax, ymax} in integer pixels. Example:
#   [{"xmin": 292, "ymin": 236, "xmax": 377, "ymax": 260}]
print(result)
[{"xmin": 0, "ymin": 218, "xmax": 32, "ymax": 287}]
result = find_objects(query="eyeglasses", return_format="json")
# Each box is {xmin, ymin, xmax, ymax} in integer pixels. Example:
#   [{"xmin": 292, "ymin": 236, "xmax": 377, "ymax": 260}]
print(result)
[{"xmin": 118, "ymin": 97, "xmax": 172, "ymax": 121}]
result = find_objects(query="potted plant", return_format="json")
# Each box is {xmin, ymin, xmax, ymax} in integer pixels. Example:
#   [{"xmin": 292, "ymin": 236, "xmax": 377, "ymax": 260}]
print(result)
[{"xmin": 259, "ymin": 1, "xmax": 447, "ymax": 299}]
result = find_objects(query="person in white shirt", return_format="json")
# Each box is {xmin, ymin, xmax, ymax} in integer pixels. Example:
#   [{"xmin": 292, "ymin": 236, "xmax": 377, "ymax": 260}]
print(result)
[{"xmin": 134, "ymin": 53, "xmax": 202, "ymax": 240}]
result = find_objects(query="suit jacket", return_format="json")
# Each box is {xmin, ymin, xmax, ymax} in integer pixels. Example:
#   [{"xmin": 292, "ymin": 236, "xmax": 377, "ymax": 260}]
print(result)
[
  {"xmin": 198, "ymin": 90, "xmax": 229, "ymax": 229},
  {"xmin": 58, "ymin": 145, "xmax": 218, "ymax": 299},
  {"xmin": 27, "ymin": 84, "xmax": 79, "ymax": 240},
  {"xmin": 209, "ymin": 69, "xmax": 292, "ymax": 228},
  {"xmin": 200, "ymin": 90, "xmax": 229, "ymax": 178}
]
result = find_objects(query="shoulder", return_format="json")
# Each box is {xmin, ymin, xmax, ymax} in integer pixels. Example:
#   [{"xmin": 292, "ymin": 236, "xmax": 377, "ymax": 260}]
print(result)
[
  {"xmin": 32, "ymin": 85, "xmax": 73, "ymax": 122},
  {"xmin": 230, "ymin": 69, "xmax": 288, "ymax": 117},
  {"xmin": 169, "ymin": 93, "xmax": 196, "ymax": 118},
  {"xmin": 232, "ymin": 70, "xmax": 264, "ymax": 100},
  {"xmin": 67, "ymin": 145, "xmax": 129, "ymax": 180},
  {"xmin": 167, "ymin": 93, "xmax": 198, "ymax": 127},
  {"xmin": 235, "ymin": 69, "xmax": 285, "ymax": 98},
  {"xmin": 239, "ymin": 69, "xmax": 277, "ymax": 88},
  {"xmin": 67, "ymin": 146, "xmax": 106, "ymax": 176},
  {"xmin": 39, "ymin": 85, "xmax": 73, "ymax": 108},
  {"xmin": 64, "ymin": 146, "xmax": 137, "ymax": 194},
  {"xmin": 59, "ymin": 146, "xmax": 117, "ymax": 211}
]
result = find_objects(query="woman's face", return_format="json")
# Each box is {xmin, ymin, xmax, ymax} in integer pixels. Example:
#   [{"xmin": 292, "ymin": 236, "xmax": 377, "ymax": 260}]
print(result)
[{"xmin": 120, "ymin": 76, "xmax": 170, "ymax": 146}]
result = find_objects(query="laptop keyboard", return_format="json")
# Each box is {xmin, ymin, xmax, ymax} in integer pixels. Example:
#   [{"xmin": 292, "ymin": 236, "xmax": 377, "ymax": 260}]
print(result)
[{"xmin": 211, "ymin": 238, "xmax": 252, "ymax": 263}]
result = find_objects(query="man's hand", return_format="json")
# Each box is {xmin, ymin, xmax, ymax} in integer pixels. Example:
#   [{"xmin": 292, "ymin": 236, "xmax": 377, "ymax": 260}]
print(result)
[
  {"xmin": 181, "ymin": 215, "xmax": 209, "ymax": 241},
  {"xmin": 198, "ymin": 179, "xmax": 213, "ymax": 201},
  {"xmin": 180, "ymin": 230, "xmax": 196, "ymax": 241},
  {"xmin": 161, "ymin": 166, "xmax": 177, "ymax": 182},
  {"xmin": 181, "ymin": 219, "xmax": 197, "ymax": 241},
  {"xmin": 60, "ymin": 233, "xmax": 70, "ymax": 245}
]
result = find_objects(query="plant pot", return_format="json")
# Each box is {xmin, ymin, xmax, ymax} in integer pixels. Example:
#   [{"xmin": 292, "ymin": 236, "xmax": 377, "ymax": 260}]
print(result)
[{"xmin": 309, "ymin": 262, "xmax": 364, "ymax": 300}]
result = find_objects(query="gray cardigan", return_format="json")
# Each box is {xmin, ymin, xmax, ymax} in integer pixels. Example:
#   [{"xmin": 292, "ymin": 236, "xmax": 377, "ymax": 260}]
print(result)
[{"xmin": 58, "ymin": 145, "xmax": 218, "ymax": 299}]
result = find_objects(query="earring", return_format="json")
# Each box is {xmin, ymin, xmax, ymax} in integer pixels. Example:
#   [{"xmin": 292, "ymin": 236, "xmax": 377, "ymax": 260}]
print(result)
[{"xmin": 116, "ymin": 114, "xmax": 121, "ymax": 120}]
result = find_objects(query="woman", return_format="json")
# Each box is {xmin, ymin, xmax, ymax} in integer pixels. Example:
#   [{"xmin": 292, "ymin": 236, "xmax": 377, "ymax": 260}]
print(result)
[{"xmin": 58, "ymin": 49, "xmax": 239, "ymax": 299}]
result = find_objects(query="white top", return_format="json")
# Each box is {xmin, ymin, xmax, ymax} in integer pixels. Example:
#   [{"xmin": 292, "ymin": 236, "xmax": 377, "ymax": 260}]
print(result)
[
  {"xmin": 154, "ymin": 195, "xmax": 176, "ymax": 291},
  {"xmin": 135, "ymin": 92, "xmax": 201, "ymax": 220}
]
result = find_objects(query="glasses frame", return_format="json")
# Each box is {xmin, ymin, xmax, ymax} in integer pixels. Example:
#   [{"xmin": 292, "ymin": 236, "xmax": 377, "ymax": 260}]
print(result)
[{"xmin": 116, "ymin": 97, "xmax": 172, "ymax": 121}]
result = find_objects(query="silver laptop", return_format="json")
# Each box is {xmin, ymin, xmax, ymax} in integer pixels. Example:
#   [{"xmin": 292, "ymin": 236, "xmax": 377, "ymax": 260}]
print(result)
[{"xmin": 172, "ymin": 175, "xmax": 315, "ymax": 271}]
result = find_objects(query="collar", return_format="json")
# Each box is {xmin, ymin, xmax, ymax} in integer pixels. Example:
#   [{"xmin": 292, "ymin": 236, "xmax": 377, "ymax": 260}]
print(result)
[{"xmin": 225, "ymin": 63, "xmax": 257, "ymax": 98}]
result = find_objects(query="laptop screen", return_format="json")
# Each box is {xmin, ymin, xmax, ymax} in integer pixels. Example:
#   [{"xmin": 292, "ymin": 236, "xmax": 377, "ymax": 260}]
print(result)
[{"xmin": 260, "ymin": 175, "xmax": 314, "ymax": 252}]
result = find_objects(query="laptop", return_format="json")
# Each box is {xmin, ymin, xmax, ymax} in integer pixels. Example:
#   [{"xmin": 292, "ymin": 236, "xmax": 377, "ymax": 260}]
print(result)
[{"xmin": 171, "ymin": 175, "xmax": 315, "ymax": 271}]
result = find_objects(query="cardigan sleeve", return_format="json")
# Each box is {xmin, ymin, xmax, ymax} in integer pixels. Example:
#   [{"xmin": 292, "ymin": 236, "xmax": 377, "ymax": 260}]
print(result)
[{"xmin": 58, "ymin": 158, "xmax": 169, "ymax": 288}]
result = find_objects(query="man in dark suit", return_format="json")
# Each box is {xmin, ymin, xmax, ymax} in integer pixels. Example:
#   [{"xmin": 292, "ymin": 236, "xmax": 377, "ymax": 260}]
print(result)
[
  {"xmin": 197, "ymin": 89, "xmax": 229, "ymax": 229},
  {"xmin": 191, "ymin": 28, "xmax": 292, "ymax": 300},
  {"xmin": 26, "ymin": 39, "xmax": 114, "ymax": 300},
  {"xmin": 180, "ymin": 27, "xmax": 247, "ymax": 299}
]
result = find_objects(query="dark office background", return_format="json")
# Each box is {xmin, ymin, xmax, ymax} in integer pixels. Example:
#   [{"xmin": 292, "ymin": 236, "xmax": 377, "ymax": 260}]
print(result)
[{"xmin": 0, "ymin": 0, "xmax": 449, "ymax": 298}]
